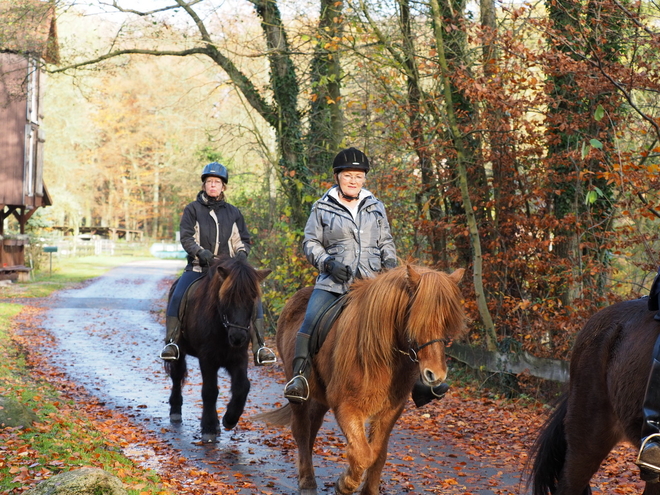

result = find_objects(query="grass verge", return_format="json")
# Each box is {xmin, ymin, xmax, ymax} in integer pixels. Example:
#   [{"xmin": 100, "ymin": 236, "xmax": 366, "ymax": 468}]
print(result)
[
  {"xmin": 0, "ymin": 256, "xmax": 154, "ymax": 299},
  {"xmin": 0, "ymin": 257, "xmax": 175, "ymax": 494}
]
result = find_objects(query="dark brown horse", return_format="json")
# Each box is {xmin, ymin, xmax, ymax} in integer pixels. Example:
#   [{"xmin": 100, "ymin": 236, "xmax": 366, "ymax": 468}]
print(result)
[
  {"xmin": 166, "ymin": 256, "xmax": 270, "ymax": 443},
  {"xmin": 529, "ymin": 297, "xmax": 660, "ymax": 494},
  {"xmin": 255, "ymin": 265, "xmax": 467, "ymax": 495}
]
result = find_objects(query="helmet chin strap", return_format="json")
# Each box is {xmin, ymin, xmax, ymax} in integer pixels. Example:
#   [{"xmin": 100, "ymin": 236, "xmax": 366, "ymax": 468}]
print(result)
[{"xmin": 338, "ymin": 185, "xmax": 359, "ymax": 201}]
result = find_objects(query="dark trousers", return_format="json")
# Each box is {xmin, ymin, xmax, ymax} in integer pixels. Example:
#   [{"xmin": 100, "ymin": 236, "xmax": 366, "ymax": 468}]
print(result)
[
  {"xmin": 166, "ymin": 270, "xmax": 205, "ymax": 318},
  {"xmin": 298, "ymin": 289, "xmax": 341, "ymax": 336}
]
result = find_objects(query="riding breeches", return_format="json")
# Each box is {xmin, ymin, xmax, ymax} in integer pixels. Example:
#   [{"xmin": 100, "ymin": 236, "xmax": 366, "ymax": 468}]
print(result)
[
  {"xmin": 298, "ymin": 289, "xmax": 341, "ymax": 336},
  {"xmin": 166, "ymin": 270, "xmax": 205, "ymax": 318}
]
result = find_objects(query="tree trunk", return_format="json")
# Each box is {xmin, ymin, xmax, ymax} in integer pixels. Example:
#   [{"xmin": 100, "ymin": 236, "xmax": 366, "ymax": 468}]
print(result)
[
  {"xmin": 307, "ymin": 0, "xmax": 344, "ymax": 176},
  {"xmin": 429, "ymin": 0, "xmax": 497, "ymax": 351}
]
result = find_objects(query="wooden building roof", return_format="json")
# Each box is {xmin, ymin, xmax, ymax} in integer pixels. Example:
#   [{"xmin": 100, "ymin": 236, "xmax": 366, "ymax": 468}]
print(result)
[{"xmin": 0, "ymin": 0, "xmax": 59, "ymax": 64}]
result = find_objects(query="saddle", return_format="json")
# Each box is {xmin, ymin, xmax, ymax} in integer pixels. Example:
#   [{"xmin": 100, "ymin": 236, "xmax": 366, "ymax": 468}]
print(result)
[
  {"xmin": 309, "ymin": 294, "xmax": 349, "ymax": 358},
  {"xmin": 175, "ymin": 275, "xmax": 206, "ymax": 325},
  {"xmin": 649, "ymin": 267, "xmax": 660, "ymax": 312}
]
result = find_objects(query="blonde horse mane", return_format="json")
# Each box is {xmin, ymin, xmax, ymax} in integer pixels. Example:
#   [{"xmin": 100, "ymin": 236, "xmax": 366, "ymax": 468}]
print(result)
[{"xmin": 332, "ymin": 265, "xmax": 467, "ymax": 382}]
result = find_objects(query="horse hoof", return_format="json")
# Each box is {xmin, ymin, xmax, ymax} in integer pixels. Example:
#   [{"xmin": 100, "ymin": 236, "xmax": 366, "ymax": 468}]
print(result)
[
  {"xmin": 335, "ymin": 474, "xmax": 355, "ymax": 494},
  {"xmin": 299, "ymin": 489, "xmax": 318, "ymax": 495},
  {"xmin": 170, "ymin": 413, "xmax": 182, "ymax": 423},
  {"xmin": 201, "ymin": 433, "xmax": 218, "ymax": 443},
  {"xmin": 222, "ymin": 416, "xmax": 238, "ymax": 430}
]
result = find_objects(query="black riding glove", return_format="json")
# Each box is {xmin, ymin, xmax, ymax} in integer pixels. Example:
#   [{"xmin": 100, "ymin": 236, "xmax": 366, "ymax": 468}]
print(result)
[
  {"xmin": 383, "ymin": 259, "xmax": 397, "ymax": 270},
  {"xmin": 235, "ymin": 250, "xmax": 248, "ymax": 261},
  {"xmin": 198, "ymin": 249, "xmax": 214, "ymax": 266},
  {"xmin": 324, "ymin": 258, "xmax": 352, "ymax": 283}
]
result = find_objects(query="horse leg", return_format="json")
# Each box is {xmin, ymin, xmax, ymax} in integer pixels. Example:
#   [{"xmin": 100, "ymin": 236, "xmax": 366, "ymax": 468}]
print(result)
[
  {"xmin": 167, "ymin": 356, "xmax": 187, "ymax": 423},
  {"xmin": 645, "ymin": 482, "xmax": 660, "ymax": 495},
  {"xmin": 360, "ymin": 405, "xmax": 405, "ymax": 495},
  {"xmin": 290, "ymin": 401, "xmax": 321, "ymax": 494},
  {"xmin": 557, "ymin": 400, "xmax": 620, "ymax": 494},
  {"xmin": 221, "ymin": 361, "xmax": 250, "ymax": 431},
  {"xmin": 199, "ymin": 362, "xmax": 220, "ymax": 443},
  {"xmin": 334, "ymin": 405, "xmax": 373, "ymax": 495}
]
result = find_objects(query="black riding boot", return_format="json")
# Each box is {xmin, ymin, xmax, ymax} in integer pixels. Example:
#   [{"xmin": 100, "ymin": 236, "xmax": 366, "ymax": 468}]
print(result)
[
  {"xmin": 636, "ymin": 335, "xmax": 660, "ymax": 481},
  {"xmin": 251, "ymin": 317, "xmax": 277, "ymax": 366},
  {"xmin": 656, "ymin": 290, "xmax": 660, "ymax": 321},
  {"xmin": 411, "ymin": 379, "xmax": 450, "ymax": 408},
  {"xmin": 159, "ymin": 316, "xmax": 181, "ymax": 361},
  {"xmin": 283, "ymin": 333, "xmax": 312, "ymax": 403}
]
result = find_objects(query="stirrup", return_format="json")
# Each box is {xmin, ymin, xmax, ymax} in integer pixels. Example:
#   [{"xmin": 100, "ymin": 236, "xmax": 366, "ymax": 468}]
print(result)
[
  {"xmin": 159, "ymin": 342, "xmax": 180, "ymax": 361},
  {"xmin": 255, "ymin": 346, "xmax": 277, "ymax": 365},
  {"xmin": 637, "ymin": 433, "xmax": 660, "ymax": 472},
  {"xmin": 284, "ymin": 375, "xmax": 309, "ymax": 403}
]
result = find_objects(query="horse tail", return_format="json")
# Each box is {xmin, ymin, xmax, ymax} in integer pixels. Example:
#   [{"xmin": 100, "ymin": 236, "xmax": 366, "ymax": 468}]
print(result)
[
  {"xmin": 527, "ymin": 393, "xmax": 570, "ymax": 495},
  {"xmin": 251, "ymin": 404, "xmax": 292, "ymax": 427}
]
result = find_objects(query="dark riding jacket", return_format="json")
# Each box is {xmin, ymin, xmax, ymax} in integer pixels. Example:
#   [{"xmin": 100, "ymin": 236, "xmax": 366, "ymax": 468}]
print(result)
[
  {"xmin": 180, "ymin": 191, "xmax": 251, "ymax": 272},
  {"xmin": 303, "ymin": 185, "xmax": 397, "ymax": 294}
]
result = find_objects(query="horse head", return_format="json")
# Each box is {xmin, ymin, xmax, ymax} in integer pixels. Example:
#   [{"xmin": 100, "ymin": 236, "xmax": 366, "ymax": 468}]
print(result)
[
  {"xmin": 211, "ymin": 257, "xmax": 272, "ymax": 348},
  {"xmin": 404, "ymin": 265, "xmax": 467, "ymax": 387}
]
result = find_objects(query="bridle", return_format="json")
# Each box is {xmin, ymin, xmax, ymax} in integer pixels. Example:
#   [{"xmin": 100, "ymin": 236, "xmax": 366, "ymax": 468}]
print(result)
[
  {"xmin": 396, "ymin": 338, "xmax": 451, "ymax": 363},
  {"xmin": 221, "ymin": 314, "xmax": 251, "ymax": 333}
]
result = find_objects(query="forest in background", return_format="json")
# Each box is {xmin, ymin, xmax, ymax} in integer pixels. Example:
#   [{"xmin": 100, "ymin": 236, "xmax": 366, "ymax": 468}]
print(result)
[{"xmin": 4, "ymin": 0, "xmax": 660, "ymax": 369}]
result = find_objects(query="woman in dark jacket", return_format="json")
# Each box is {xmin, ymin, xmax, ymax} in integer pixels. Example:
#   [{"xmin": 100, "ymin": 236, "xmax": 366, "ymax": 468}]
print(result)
[{"xmin": 159, "ymin": 162, "xmax": 275, "ymax": 366}]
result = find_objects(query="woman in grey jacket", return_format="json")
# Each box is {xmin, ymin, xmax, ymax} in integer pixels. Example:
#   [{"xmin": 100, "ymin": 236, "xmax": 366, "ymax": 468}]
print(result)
[{"xmin": 283, "ymin": 147, "xmax": 397, "ymax": 402}]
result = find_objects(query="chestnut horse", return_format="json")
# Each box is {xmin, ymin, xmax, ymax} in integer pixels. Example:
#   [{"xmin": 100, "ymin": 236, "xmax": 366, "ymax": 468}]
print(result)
[
  {"xmin": 166, "ymin": 256, "xmax": 270, "ymax": 443},
  {"xmin": 255, "ymin": 265, "xmax": 467, "ymax": 495},
  {"xmin": 528, "ymin": 297, "xmax": 660, "ymax": 494}
]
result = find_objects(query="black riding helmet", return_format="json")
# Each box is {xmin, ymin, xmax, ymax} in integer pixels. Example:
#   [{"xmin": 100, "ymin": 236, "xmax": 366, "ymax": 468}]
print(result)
[
  {"xmin": 332, "ymin": 147, "xmax": 370, "ymax": 174},
  {"xmin": 201, "ymin": 162, "xmax": 229, "ymax": 183}
]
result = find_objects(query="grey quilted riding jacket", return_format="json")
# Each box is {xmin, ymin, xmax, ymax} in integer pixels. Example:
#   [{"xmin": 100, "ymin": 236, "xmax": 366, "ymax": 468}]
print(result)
[{"xmin": 303, "ymin": 185, "xmax": 397, "ymax": 294}]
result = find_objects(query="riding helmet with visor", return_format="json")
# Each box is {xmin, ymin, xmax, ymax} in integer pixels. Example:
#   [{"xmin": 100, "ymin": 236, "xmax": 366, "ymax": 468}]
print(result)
[
  {"xmin": 332, "ymin": 147, "xmax": 370, "ymax": 174},
  {"xmin": 201, "ymin": 162, "xmax": 229, "ymax": 183}
]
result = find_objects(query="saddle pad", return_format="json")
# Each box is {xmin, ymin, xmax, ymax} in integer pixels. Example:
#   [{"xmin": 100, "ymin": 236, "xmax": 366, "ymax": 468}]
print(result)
[
  {"xmin": 309, "ymin": 294, "xmax": 348, "ymax": 357},
  {"xmin": 650, "ymin": 267, "xmax": 660, "ymax": 311}
]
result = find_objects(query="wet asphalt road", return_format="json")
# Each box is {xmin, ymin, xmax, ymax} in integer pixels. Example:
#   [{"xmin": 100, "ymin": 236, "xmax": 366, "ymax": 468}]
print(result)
[{"xmin": 37, "ymin": 259, "xmax": 528, "ymax": 494}]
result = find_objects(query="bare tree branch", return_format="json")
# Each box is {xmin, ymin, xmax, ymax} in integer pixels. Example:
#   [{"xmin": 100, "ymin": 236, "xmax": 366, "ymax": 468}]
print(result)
[
  {"xmin": 49, "ymin": 47, "xmax": 209, "ymax": 73},
  {"xmin": 99, "ymin": 0, "xmax": 204, "ymax": 17}
]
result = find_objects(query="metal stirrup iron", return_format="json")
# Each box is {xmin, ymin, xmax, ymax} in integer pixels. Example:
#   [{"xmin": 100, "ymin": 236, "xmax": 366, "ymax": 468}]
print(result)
[
  {"xmin": 256, "ymin": 346, "xmax": 277, "ymax": 365},
  {"xmin": 160, "ymin": 342, "xmax": 180, "ymax": 361},
  {"xmin": 284, "ymin": 375, "xmax": 310, "ymax": 402},
  {"xmin": 638, "ymin": 433, "xmax": 660, "ymax": 470}
]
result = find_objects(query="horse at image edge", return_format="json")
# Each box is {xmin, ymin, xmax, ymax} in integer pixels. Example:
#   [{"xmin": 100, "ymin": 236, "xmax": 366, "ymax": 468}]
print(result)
[{"xmin": 528, "ymin": 297, "xmax": 660, "ymax": 494}]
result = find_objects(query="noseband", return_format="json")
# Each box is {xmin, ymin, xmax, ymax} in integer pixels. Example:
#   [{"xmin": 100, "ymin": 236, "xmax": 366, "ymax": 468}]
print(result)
[
  {"xmin": 396, "ymin": 338, "xmax": 451, "ymax": 363},
  {"xmin": 221, "ymin": 314, "xmax": 251, "ymax": 332}
]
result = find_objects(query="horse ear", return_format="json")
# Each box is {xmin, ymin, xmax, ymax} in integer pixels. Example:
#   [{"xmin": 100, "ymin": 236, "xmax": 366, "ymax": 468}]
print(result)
[
  {"xmin": 256, "ymin": 269, "xmax": 272, "ymax": 282},
  {"xmin": 216, "ymin": 264, "xmax": 229, "ymax": 279},
  {"xmin": 448, "ymin": 267, "xmax": 465, "ymax": 284},
  {"xmin": 406, "ymin": 264, "xmax": 421, "ymax": 288}
]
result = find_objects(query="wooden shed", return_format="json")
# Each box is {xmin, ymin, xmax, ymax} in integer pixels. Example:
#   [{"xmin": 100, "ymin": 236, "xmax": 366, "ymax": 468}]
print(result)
[{"xmin": 0, "ymin": 0, "xmax": 59, "ymax": 279}]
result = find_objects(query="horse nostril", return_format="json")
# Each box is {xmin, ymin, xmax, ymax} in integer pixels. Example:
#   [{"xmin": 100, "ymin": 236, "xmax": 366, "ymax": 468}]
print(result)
[{"xmin": 424, "ymin": 369, "xmax": 436, "ymax": 384}]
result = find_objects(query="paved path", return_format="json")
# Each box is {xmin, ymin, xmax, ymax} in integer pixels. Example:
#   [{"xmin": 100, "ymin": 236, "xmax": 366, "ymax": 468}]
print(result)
[{"xmin": 37, "ymin": 259, "xmax": 528, "ymax": 494}]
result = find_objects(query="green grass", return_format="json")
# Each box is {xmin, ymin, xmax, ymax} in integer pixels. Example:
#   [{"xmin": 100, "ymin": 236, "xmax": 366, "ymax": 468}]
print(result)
[
  {"xmin": 0, "ymin": 255, "xmax": 155, "ymax": 299},
  {"xmin": 0, "ymin": 258, "xmax": 170, "ymax": 494}
]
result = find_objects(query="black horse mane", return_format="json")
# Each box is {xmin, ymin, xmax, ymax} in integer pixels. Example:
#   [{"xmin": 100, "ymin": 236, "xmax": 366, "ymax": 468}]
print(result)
[{"xmin": 194, "ymin": 255, "xmax": 261, "ymax": 316}]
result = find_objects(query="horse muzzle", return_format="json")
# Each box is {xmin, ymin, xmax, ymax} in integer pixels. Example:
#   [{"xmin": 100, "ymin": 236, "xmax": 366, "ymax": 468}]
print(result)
[
  {"xmin": 420, "ymin": 366, "xmax": 447, "ymax": 387},
  {"xmin": 227, "ymin": 327, "xmax": 249, "ymax": 348}
]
